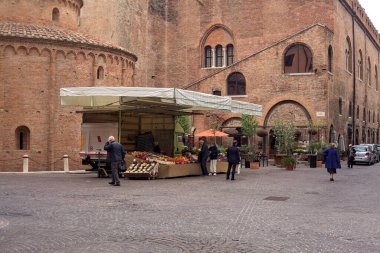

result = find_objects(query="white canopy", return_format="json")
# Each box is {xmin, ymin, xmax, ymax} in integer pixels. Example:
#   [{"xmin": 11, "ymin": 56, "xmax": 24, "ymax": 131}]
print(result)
[{"xmin": 60, "ymin": 87, "xmax": 262, "ymax": 116}]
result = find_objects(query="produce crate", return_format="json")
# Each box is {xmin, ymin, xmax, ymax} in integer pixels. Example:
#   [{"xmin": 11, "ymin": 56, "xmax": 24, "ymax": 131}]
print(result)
[{"xmin": 124, "ymin": 162, "xmax": 159, "ymax": 180}]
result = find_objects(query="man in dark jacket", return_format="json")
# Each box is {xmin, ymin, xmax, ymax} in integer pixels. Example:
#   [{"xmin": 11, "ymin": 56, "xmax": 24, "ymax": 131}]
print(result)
[
  {"xmin": 198, "ymin": 139, "xmax": 209, "ymax": 176},
  {"xmin": 226, "ymin": 140, "xmax": 240, "ymax": 180},
  {"xmin": 104, "ymin": 136, "xmax": 126, "ymax": 186}
]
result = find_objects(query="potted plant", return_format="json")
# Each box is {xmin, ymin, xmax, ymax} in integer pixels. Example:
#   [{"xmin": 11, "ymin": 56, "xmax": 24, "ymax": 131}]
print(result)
[
  {"xmin": 282, "ymin": 156, "xmax": 297, "ymax": 170},
  {"xmin": 271, "ymin": 120, "xmax": 296, "ymax": 166},
  {"xmin": 241, "ymin": 114, "xmax": 259, "ymax": 168},
  {"xmin": 308, "ymin": 141, "xmax": 327, "ymax": 167}
]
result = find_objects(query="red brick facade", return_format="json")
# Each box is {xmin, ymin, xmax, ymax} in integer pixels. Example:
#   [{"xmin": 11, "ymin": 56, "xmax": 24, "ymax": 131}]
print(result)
[{"xmin": 1, "ymin": 0, "xmax": 380, "ymax": 171}]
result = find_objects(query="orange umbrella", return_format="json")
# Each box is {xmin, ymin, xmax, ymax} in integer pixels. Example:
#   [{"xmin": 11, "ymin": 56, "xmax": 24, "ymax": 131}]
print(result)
[{"xmin": 195, "ymin": 129, "xmax": 229, "ymax": 137}]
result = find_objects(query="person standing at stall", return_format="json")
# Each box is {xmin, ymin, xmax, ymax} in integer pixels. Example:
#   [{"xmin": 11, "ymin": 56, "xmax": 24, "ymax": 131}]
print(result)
[
  {"xmin": 323, "ymin": 143, "xmax": 341, "ymax": 181},
  {"xmin": 226, "ymin": 140, "xmax": 240, "ymax": 181},
  {"xmin": 347, "ymin": 144, "xmax": 356, "ymax": 168},
  {"xmin": 208, "ymin": 143, "xmax": 219, "ymax": 176},
  {"xmin": 198, "ymin": 139, "xmax": 209, "ymax": 176},
  {"xmin": 104, "ymin": 136, "xmax": 126, "ymax": 186}
]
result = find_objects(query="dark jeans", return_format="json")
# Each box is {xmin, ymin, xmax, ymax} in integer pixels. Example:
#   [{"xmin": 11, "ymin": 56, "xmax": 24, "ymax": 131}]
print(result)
[
  {"xmin": 226, "ymin": 163, "xmax": 237, "ymax": 180},
  {"xmin": 200, "ymin": 159, "xmax": 208, "ymax": 175},
  {"xmin": 111, "ymin": 161, "xmax": 121, "ymax": 184}
]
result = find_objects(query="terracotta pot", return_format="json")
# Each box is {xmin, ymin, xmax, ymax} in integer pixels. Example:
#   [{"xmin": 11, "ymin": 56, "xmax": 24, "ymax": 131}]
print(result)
[
  {"xmin": 285, "ymin": 164, "xmax": 296, "ymax": 170},
  {"xmin": 251, "ymin": 162, "xmax": 260, "ymax": 169},
  {"xmin": 275, "ymin": 154, "xmax": 288, "ymax": 166}
]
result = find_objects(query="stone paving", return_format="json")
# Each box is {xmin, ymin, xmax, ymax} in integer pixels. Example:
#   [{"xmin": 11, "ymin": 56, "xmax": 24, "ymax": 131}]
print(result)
[{"xmin": 0, "ymin": 162, "xmax": 380, "ymax": 253}]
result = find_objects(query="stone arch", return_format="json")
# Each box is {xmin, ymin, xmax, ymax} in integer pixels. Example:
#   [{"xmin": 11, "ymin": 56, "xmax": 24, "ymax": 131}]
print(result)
[
  {"xmin": 200, "ymin": 24, "xmax": 235, "ymax": 67},
  {"xmin": 98, "ymin": 54, "xmax": 106, "ymax": 64},
  {"xmin": 41, "ymin": 48, "xmax": 52, "ymax": 57},
  {"xmin": 29, "ymin": 47, "xmax": 40, "ymax": 56},
  {"xmin": 67, "ymin": 51, "xmax": 76, "ymax": 60},
  {"xmin": 264, "ymin": 100, "xmax": 314, "ymax": 155},
  {"xmin": 15, "ymin": 126, "xmax": 31, "ymax": 150},
  {"xmin": 107, "ymin": 55, "xmax": 114, "ymax": 65},
  {"xmin": 87, "ymin": 52, "xmax": 95, "ymax": 61},
  {"xmin": 263, "ymin": 100, "xmax": 313, "ymax": 128},
  {"xmin": 56, "ymin": 50, "xmax": 66, "ymax": 59},
  {"xmin": 114, "ymin": 56, "xmax": 119, "ymax": 65},
  {"xmin": 4, "ymin": 45, "xmax": 16, "ymax": 55},
  {"xmin": 16, "ymin": 46, "xmax": 28, "ymax": 56},
  {"xmin": 200, "ymin": 24, "xmax": 235, "ymax": 49},
  {"xmin": 77, "ymin": 51, "xmax": 86, "ymax": 61},
  {"xmin": 283, "ymin": 42, "xmax": 314, "ymax": 73}
]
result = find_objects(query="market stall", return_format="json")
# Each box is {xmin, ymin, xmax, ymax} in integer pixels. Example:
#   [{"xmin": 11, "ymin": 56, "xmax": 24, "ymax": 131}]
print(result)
[{"xmin": 60, "ymin": 87, "xmax": 262, "ymax": 179}]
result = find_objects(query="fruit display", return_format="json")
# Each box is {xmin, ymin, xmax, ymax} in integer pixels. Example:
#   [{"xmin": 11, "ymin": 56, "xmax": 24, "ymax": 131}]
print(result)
[
  {"xmin": 131, "ymin": 151, "xmax": 198, "ymax": 165},
  {"xmin": 126, "ymin": 160, "xmax": 158, "ymax": 174}
]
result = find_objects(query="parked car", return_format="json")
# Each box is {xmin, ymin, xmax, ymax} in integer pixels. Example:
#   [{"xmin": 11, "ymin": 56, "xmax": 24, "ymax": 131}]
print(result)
[
  {"xmin": 360, "ymin": 144, "xmax": 379, "ymax": 163},
  {"xmin": 352, "ymin": 145, "xmax": 376, "ymax": 165}
]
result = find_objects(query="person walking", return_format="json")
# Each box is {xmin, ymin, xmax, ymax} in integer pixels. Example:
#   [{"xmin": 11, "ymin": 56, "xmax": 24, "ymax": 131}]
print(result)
[
  {"xmin": 323, "ymin": 143, "xmax": 341, "ymax": 181},
  {"xmin": 104, "ymin": 136, "xmax": 126, "ymax": 186},
  {"xmin": 198, "ymin": 139, "xmax": 209, "ymax": 176},
  {"xmin": 208, "ymin": 143, "xmax": 219, "ymax": 176},
  {"xmin": 347, "ymin": 144, "xmax": 356, "ymax": 168},
  {"xmin": 226, "ymin": 140, "xmax": 240, "ymax": 181}
]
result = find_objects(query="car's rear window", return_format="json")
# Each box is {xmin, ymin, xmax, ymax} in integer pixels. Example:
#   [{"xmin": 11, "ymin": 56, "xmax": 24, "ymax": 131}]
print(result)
[{"xmin": 354, "ymin": 146, "xmax": 368, "ymax": 152}]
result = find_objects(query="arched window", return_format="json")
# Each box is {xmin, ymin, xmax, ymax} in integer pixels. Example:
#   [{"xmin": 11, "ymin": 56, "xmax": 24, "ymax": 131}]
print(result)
[
  {"xmin": 338, "ymin": 97, "xmax": 342, "ymax": 115},
  {"xmin": 328, "ymin": 46, "xmax": 333, "ymax": 73},
  {"xmin": 204, "ymin": 46, "xmax": 212, "ymax": 68},
  {"xmin": 97, "ymin": 66, "xmax": 104, "ymax": 80},
  {"xmin": 215, "ymin": 45, "xmax": 223, "ymax": 67},
  {"xmin": 227, "ymin": 44, "xmax": 234, "ymax": 66},
  {"xmin": 284, "ymin": 44, "xmax": 313, "ymax": 73},
  {"xmin": 357, "ymin": 106, "xmax": 360, "ymax": 119},
  {"xmin": 375, "ymin": 65, "xmax": 378, "ymax": 91},
  {"xmin": 227, "ymin": 72, "xmax": 246, "ymax": 96},
  {"xmin": 362, "ymin": 128, "xmax": 366, "ymax": 143},
  {"xmin": 358, "ymin": 50, "xmax": 363, "ymax": 80},
  {"xmin": 367, "ymin": 57, "xmax": 371, "ymax": 85},
  {"xmin": 52, "ymin": 8, "xmax": 60, "ymax": 22},
  {"xmin": 212, "ymin": 90, "xmax": 221, "ymax": 96},
  {"xmin": 15, "ymin": 126, "xmax": 30, "ymax": 150},
  {"xmin": 363, "ymin": 108, "xmax": 366, "ymax": 121},
  {"xmin": 345, "ymin": 37, "xmax": 352, "ymax": 73}
]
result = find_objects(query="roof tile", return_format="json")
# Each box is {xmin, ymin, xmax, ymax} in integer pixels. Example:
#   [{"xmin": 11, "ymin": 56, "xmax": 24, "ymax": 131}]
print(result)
[{"xmin": 0, "ymin": 22, "xmax": 137, "ymax": 60}]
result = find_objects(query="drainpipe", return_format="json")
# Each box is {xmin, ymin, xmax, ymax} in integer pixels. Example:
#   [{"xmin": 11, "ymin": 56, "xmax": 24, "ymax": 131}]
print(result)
[{"xmin": 351, "ymin": 5, "xmax": 357, "ymax": 145}]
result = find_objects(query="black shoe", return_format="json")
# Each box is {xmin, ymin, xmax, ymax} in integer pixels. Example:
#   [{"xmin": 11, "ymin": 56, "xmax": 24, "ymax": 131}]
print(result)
[
  {"xmin": 113, "ymin": 183, "xmax": 120, "ymax": 186},
  {"xmin": 231, "ymin": 179, "xmax": 235, "ymax": 181},
  {"xmin": 109, "ymin": 182, "xmax": 115, "ymax": 185},
  {"xmin": 330, "ymin": 178, "xmax": 334, "ymax": 181}
]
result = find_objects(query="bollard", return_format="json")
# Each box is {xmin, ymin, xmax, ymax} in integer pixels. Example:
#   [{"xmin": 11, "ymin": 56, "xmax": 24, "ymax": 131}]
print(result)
[
  {"xmin": 63, "ymin": 155, "xmax": 69, "ymax": 173},
  {"xmin": 23, "ymin": 155, "xmax": 29, "ymax": 173}
]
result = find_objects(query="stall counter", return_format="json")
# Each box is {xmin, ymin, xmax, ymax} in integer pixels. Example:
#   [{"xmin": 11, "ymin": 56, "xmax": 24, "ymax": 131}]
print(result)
[{"xmin": 157, "ymin": 162, "xmax": 229, "ymax": 179}]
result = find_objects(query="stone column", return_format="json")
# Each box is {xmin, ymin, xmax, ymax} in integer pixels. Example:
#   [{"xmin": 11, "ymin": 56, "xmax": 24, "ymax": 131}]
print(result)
[
  {"xmin": 223, "ymin": 47, "xmax": 227, "ymax": 67},
  {"xmin": 211, "ymin": 48, "xmax": 216, "ymax": 68}
]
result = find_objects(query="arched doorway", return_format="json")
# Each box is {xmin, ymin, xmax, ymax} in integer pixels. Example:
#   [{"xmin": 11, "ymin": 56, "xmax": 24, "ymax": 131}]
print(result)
[
  {"xmin": 264, "ymin": 101, "xmax": 312, "ymax": 156},
  {"xmin": 221, "ymin": 117, "xmax": 245, "ymax": 146}
]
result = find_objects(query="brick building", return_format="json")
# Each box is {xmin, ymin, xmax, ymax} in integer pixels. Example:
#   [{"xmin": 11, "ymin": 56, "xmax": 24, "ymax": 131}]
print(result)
[
  {"xmin": 0, "ymin": 0, "xmax": 137, "ymax": 171},
  {"xmin": 1, "ymin": 0, "xmax": 379, "ymax": 171}
]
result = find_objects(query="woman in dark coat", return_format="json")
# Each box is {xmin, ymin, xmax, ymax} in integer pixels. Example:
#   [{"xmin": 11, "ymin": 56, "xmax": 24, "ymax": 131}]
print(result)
[{"xmin": 323, "ymin": 143, "xmax": 341, "ymax": 181}]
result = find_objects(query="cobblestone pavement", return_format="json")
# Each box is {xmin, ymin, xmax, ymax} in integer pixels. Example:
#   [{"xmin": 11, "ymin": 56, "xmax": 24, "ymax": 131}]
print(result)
[{"xmin": 1, "ymin": 162, "xmax": 380, "ymax": 253}]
